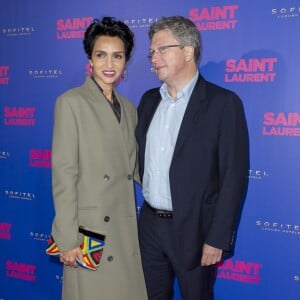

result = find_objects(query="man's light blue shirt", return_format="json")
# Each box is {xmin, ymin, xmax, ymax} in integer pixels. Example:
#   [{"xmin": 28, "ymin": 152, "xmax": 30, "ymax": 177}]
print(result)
[{"xmin": 143, "ymin": 72, "xmax": 199, "ymax": 210}]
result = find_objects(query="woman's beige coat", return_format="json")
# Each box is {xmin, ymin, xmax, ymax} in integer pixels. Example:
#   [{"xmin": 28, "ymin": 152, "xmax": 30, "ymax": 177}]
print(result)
[{"xmin": 50, "ymin": 77, "xmax": 147, "ymax": 300}]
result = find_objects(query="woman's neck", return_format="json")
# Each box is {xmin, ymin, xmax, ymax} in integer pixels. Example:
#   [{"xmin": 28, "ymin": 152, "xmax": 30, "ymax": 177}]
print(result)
[{"xmin": 92, "ymin": 76, "xmax": 113, "ymax": 103}]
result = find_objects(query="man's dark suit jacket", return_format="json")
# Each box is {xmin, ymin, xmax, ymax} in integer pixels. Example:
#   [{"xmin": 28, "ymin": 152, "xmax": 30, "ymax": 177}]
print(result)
[{"xmin": 136, "ymin": 75, "xmax": 249, "ymax": 270}]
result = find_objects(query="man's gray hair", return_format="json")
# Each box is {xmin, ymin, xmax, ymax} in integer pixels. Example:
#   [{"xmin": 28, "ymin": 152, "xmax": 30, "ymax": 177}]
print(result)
[{"xmin": 149, "ymin": 16, "xmax": 202, "ymax": 63}]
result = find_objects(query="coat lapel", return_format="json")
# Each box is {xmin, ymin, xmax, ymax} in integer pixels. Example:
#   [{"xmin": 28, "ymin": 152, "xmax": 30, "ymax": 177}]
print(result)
[
  {"xmin": 83, "ymin": 77, "xmax": 119, "ymax": 119},
  {"xmin": 82, "ymin": 77, "xmax": 132, "ymax": 158},
  {"xmin": 115, "ymin": 92, "xmax": 132, "ymax": 157}
]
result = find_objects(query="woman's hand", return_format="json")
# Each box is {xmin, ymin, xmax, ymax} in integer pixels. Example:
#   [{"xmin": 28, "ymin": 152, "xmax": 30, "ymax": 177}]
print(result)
[{"xmin": 59, "ymin": 247, "xmax": 85, "ymax": 267}]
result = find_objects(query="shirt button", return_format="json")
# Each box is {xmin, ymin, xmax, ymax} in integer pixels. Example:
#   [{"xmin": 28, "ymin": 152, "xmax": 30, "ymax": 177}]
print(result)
[
  {"xmin": 127, "ymin": 174, "xmax": 133, "ymax": 180},
  {"xmin": 107, "ymin": 256, "xmax": 113, "ymax": 262},
  {"xmin": 103, "ymin": 174, "xmax": 110, "ymax": 181},
  {"xmin": 104, "ymin": 216, "xmax": 110, "ymax": 222}
]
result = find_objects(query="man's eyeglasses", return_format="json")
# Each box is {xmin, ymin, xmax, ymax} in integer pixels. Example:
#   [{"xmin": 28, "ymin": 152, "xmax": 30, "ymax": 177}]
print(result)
[{"xmin": 148, "ymin": 44, "xmax": 183, "ymax": 59}]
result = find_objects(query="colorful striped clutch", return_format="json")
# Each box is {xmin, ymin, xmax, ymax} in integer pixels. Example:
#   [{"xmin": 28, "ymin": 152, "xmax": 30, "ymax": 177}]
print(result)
[{"xmin": 46, "ymin": 226, "xmax": 106, "ymax": 271}]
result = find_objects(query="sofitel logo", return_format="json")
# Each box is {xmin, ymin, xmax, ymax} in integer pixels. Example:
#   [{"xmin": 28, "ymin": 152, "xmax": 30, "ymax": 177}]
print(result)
[
  {"xmin": 263, "ymin": 112, "xmax": 300, "ymax": 137},
  {"xmin": 248, "ymin": 169, "xmax": 268, "ymax": 180},
  {"xmin": 2, "ymin": 26, "xmax": 35, "ymax": 37},
  {"xmin": 272, "ymin": 7, "xmax": 300, "ymax": 19},
  {"xmin": 124, "ymin": 17, "xmax": 158, "ymax": 29},
  {"xmin": 189, "ymin": 5, "xmax": 238, "ymax": 30},
  {"xmin": 29, "ymin": 149, "xmax": 51, "ymax": 168},
  {"xmin": 0, "ymin": 151, "xmax": 10, "ymax": 159},
  {"xmin": 4, "ymin": 106, "xmax": 36, "ymax": 126},
  {"xmin": 29, "ymin": 231, "xmax": 50, "ymax": 242},
  {"xmin": 256, "ymin": 220, "xmax": 300, "ymax": 235},
  {"xmin": 0, "ymin": 223, "xmax": 11, "ymax": 240},
  {"xmin": 137, "ymin": 205, "xmax": 142, "ymax": 215},
  {"xmin": 29, "ymin": 69, "xmax": 63, "ymax": 79},
  {"xmin": 6, "ymin": 260, "xmax": 37, "ymax": 282},
  {"xmin": 0, "ymin": 65, "xmax": 9, "ymax": 85},
  {"xmin": 217, "ymin": 259, "xmax": 262, "ymax": 284},
  {"xmin": 225, "ymin": 58, "xmax": 277, "ymax": 82},
  {"xmin": 5, "ymin": 190, "xmax": 36, "ymax": 201},
  {"xmin": 56, "ymin": 17, "xmax": 93, "ymax": 39},
  {"xmin": 55, "ymin": 275, "xmax": 63, "ymax": 284}
]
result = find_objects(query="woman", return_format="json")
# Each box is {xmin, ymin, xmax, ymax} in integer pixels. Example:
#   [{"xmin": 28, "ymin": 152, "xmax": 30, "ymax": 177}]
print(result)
[{"xmin": 50, "ymin": 17, "xmax": 147, "ymax": 300}]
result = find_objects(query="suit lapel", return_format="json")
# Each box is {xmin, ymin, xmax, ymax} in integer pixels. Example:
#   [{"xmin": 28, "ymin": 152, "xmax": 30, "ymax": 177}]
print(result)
[
  {"xmin": 172, "ymin": 76, "xmax": 207, "ymax": 159},
  {"xmin": 138, "ymin": 76, "xmax": 208, "ymax": 173},
  {"xmin": 145, "ymin": 94, "xmax": 161, "ymax": 133},
  {"xmin": 140, "ymin": 91, "xmax": 161, "ymax": 144}
]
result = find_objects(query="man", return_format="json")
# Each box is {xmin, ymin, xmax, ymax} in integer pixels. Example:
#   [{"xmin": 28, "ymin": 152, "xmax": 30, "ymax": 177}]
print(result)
[{"xmin": 135, "ymin": 16, "xmax": 249, "ymax": 299}]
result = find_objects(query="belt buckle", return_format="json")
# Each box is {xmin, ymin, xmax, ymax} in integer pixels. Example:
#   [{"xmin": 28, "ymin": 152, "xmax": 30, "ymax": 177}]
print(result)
[{"xmin": 156, "ymin": 210, "xmax": 172, "ymax": 218}]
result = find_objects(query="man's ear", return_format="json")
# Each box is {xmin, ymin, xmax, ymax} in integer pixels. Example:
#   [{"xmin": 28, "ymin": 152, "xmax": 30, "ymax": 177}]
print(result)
[{"xmin": 184, "ymin": 46, "xmax": 194, "ymax": 62}]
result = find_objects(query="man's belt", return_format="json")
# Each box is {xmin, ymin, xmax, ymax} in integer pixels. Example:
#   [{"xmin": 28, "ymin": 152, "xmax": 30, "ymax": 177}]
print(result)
[{"xmin": 145, "ymin": 202, "xmax": 173, "ymax": 218}]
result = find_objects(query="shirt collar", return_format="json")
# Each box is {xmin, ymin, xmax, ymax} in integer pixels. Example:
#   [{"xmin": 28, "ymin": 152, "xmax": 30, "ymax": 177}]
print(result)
[{"xmin": 159, "ymin": 71, "xmax": 199, "ymax": 103}]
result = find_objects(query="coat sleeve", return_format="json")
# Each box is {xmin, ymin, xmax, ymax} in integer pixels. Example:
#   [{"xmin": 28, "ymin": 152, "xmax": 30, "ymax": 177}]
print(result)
[
  {"xmin": 51, "ymin": 94, "xmax": 82, "ymax": 252},
  {"xmin": 205, "ymin": 93, "xmax": 249, "ymax": 252}
]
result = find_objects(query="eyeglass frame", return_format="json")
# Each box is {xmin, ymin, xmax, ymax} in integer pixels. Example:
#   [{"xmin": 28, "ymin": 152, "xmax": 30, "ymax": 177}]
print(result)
[{"xmin": 147, "ymin": 44, "xmax": 184, "ymax": 59}]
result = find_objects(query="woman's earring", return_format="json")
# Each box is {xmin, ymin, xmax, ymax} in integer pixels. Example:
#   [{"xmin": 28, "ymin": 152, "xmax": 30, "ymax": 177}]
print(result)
[
  {"xmin": 120, "ymin": 69, "xmax": 127, "ymax": 80},
  {"xmin": 86, "ymin": 63, "xmax": 93, "ymax": 76}
]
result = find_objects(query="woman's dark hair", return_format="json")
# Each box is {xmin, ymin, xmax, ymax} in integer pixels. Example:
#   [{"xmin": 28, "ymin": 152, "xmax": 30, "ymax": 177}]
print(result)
[{"xmin": 83, "ymin": 17, "xmax": 134, "ymax": 62}]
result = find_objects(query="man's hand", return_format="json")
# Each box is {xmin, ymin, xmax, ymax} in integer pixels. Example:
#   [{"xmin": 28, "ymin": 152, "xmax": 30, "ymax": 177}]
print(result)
[
  {"xmin": 59, "ymin": 247, "xmax": 85, "ymax": 267},
  {"xmin": 201, "ymin": 243, "xmax": 223, "ymax": 266}
]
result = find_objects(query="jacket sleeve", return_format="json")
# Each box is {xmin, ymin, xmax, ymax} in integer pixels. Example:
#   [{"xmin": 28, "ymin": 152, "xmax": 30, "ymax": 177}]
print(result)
[{"xmin": 205, "ymin": 93, "xmax": 249, "ymax": 252}]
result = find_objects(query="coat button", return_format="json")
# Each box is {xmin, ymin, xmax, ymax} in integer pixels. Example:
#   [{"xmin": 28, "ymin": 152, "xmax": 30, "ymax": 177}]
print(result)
[
  {"xmin": 127, "ymin": 174, "xmax": 133, "ymax": 180},
  {"xmin": 104, "ymin": 216, "xmax": 110, "ymax": 222},
  {"xmin": 107, "ymin": 256, "xmax": 113, "ymax": 262},
  {"xmin": 103, "ymin": 174, "xmax": 110, "ymax": 181}
]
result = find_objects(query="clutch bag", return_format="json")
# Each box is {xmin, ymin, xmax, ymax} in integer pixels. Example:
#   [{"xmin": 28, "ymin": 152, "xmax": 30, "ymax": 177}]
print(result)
[{"xmin": 46, "ymin": 226, "xmax": 106, "ymax": 271}]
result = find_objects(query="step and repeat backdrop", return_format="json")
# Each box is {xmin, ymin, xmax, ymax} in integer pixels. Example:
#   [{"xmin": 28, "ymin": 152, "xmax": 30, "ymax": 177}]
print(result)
[{"xmin": 1, "ymin": 0, "xmax": 299, "ymax": 299}]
